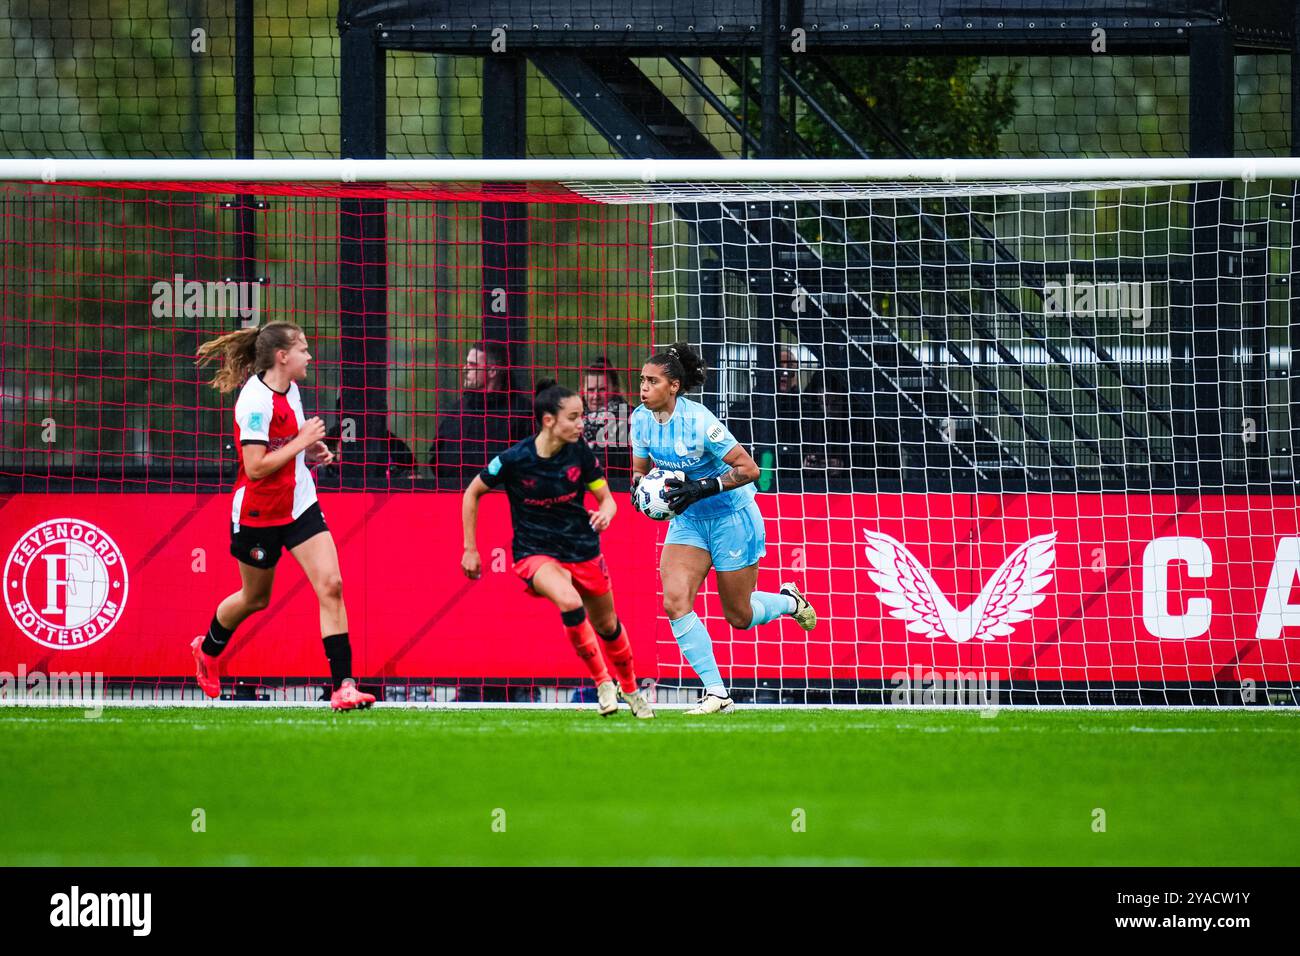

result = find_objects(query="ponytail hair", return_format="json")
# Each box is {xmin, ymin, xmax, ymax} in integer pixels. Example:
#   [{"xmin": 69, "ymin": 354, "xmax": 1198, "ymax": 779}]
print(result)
[
  {"xmin": 533, "ymin": 377, "xmax": 578, "ymax": 427},
  {"xmin": 647, "ymin": 341, "xmax": 706, "ymax": 392},
  {"xmin": 194, "ymin": 321, "xmax": 303, "ymax": 394}
]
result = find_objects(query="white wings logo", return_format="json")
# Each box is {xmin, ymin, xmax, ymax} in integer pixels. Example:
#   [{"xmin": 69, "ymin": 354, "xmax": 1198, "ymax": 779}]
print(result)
[{"xmin": 862, "ymin": 530, "xmax": 1058, "ymax": 643}]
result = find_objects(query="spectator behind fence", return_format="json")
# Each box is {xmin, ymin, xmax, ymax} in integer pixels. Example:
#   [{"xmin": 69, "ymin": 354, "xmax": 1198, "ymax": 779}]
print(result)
[
  {"xmin": 428, "ymin": 341, "xmax": 533, "ymax": 489},
  {"xmin": 727, "ymin": 345, "xmax": 865, "ymax": 491},
  {"xmin": 580, "ymin": 356, "xmax": 632, "ymax": 489},
  {"xmin": 315, "ymin": 391, "xmax": 416, "ymax": 486}
]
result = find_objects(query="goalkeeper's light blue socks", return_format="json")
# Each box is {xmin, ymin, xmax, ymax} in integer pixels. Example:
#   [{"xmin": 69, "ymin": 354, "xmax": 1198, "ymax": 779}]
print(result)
[
  {"xmin": 748, "ymin": 590, "xmax": 797, "ymax": 628},
  {"xmin": 671, "ymin": 596, "xmax": 797, "ymax": 697},
  {"xmin": 669, "ymin": 612, "xmax": 727, "ymax": 697}
]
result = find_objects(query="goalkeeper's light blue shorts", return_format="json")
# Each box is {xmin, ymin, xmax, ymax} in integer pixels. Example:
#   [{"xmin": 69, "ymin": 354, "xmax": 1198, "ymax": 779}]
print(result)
[{"xmin": 665, "ymin": 498, "xmax": 767, "ymax": 572}]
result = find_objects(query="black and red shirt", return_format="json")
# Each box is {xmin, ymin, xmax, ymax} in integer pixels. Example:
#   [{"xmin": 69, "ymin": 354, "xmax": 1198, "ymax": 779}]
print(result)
[{"xmin": 478, "ymin": 437, "xmax": 607, "ymax": 563}]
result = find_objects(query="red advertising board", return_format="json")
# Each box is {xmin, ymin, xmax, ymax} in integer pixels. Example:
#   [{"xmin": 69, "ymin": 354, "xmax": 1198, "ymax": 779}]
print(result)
[{"xmin": 2, "ymin": 492, "xmax": 1298, "ymax": 682}]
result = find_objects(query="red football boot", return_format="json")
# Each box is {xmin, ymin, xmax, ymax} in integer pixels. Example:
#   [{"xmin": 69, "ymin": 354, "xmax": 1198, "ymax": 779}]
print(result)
[
  {"xmin": 330, "ymin": 679, "xmax": 375, "ymax": 711},
  {"xmin": 190, "ymin": 635, "xmax": 222, "ymax": 699}
]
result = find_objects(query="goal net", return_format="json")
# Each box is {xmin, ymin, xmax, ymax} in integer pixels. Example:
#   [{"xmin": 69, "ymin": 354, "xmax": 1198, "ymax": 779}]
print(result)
[{"xmin": 1, "ymin": 158, "xmax": 1297, "ymax": 706}]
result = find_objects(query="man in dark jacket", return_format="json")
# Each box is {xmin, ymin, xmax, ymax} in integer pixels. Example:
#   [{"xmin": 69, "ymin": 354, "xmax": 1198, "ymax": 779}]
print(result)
[{"xmin": 428, "ymin": 340, "xmax": 533, "ymax": 489}]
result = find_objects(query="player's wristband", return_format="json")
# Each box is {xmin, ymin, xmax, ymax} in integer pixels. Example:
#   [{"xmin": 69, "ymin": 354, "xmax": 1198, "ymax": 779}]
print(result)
[{"xmin": 690, "ymin": 477, "xmax": 724, "ymax": 498}]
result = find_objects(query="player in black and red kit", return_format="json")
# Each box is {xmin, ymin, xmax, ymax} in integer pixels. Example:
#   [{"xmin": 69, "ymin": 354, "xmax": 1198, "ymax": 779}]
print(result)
[
  {"xmin": 190, "ymin": 321, "xmax": 374, "ymax": 710},
  {"xmin": 461, "ymin": 378, "xmax": 654, "ymax": 718}
]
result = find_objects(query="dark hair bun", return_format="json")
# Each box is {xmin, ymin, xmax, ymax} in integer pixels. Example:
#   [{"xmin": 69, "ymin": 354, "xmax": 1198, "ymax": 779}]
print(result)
[
  {"xmin": 534, "ymin": 377, "xmax": 559, "ymax": 395},
  {"xmin": 669, "ymin": 342, "xmax": 707, "ymax": 391}
]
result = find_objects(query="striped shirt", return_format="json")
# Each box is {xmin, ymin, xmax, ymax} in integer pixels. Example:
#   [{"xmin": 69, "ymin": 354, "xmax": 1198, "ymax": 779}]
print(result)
[{"xmin": 231, "ymin": 373, "xmax": 317, "ymax": 529}]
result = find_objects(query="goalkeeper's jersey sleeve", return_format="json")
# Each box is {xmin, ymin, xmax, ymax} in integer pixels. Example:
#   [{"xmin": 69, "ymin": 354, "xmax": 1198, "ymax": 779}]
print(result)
[
  {"xmin": 478, "ymin": 437, "xmax": 608, "ymax": 563},
  {"xmin": 630, "ymin": 396, "xmax": 755, "ymax": 518}
]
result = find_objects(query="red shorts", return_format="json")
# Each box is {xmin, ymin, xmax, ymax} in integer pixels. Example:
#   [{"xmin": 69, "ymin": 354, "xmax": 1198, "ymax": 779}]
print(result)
[{"xmin": 513, "ymin": 553, "xmax": 612, "ymax": 598}]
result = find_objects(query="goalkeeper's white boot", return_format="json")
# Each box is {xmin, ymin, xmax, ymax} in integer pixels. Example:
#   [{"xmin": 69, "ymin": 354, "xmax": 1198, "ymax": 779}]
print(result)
[
  {"xmin": 619, "ymin": 688, "xmax": 656, "ymax": 719},
  {"xmin": 780, "ymin": 581, "xmax": 817, "ymax": 632},
  {"xmin": 596, "ymin": 680, "xmax": 619, "ymax": 716},
  {"xmin": 684, "ymin": 692, "xmax": 734, "ymax": 716}
]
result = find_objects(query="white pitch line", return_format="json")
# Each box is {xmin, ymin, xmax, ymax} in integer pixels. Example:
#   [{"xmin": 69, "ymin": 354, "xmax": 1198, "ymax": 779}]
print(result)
[{"xmin": 0, "ymin": 699, "xmax": 1294, "ymax": 713}]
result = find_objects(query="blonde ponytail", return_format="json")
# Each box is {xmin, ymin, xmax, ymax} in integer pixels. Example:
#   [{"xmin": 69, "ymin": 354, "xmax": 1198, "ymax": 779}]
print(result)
[{"xmin": 195, "ymin": 322, "xmax": 302, "ymax": 394}]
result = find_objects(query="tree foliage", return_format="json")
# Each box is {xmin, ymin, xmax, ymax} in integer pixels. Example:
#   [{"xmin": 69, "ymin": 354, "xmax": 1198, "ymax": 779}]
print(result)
[{"xmin": 735, "ymin": 55, "xmax": 1019, "ymax": 158}]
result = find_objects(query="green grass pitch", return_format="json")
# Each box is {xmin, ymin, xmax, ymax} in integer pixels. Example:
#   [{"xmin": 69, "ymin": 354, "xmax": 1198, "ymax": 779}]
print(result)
[{"xmin": 2, "ymin": 707, "xmax": 1297, "ymax": 866}]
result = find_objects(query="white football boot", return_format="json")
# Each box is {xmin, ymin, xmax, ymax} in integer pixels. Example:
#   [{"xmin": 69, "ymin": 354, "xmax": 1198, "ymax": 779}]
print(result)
[
  {"xmin": 684, "ymin": 692, "xmax": 735, "ymax": 715},
  {"xmin": 780, "ymin": 581, "xmax": 817, "ymax": 632},
  {"xmin": 596, "ymin": 680, "xmax": 619, "ymax": 716},
  {"xmin": 619, "ymin": 688, "xmax": 656, "ymax": 719}
]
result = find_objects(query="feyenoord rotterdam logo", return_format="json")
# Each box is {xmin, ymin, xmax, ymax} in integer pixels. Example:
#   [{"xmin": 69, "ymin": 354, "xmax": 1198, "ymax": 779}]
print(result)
[
  {"xmin": 862, "ymin": 529, "xmax": 1057, "ymax": 643},
  {"xmin": 4, "ymin": 518, "xmax": 129, "ymax": 649}
]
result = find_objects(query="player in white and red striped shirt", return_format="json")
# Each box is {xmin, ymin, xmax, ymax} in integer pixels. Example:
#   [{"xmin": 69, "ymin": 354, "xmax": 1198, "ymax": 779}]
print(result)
[{"xmin": 191, "ymin": 321, "xmax": 373, "ymax": 710}]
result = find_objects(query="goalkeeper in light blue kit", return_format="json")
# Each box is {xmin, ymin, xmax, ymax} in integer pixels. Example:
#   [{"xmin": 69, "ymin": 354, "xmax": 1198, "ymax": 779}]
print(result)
[{"xmin": 630, "ymin": 342, "xmax": 817, "ymax": 714}]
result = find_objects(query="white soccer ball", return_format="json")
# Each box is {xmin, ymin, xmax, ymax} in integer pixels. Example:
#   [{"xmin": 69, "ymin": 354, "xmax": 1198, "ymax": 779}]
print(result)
[{"xmin": 633, "ymin": 468, "xmax": 683, "ymax": 521}]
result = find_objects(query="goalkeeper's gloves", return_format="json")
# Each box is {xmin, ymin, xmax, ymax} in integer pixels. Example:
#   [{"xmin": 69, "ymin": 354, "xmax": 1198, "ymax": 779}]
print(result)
[{"xmin": 663, "ymin": 475, "xmax": 724, "ymax": 515}]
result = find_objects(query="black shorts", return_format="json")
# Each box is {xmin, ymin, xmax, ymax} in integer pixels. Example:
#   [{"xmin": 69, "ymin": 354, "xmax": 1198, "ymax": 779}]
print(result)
[{"xmin": 230, "ymin": 502, "xmax": 329, "ymax": 569}]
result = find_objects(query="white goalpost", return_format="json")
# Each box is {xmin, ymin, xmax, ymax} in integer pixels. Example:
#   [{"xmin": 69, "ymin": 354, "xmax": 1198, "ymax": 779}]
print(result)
[{"xmin": 632, "ymin": 158, "xmax": 1300, "ymax": 706}]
